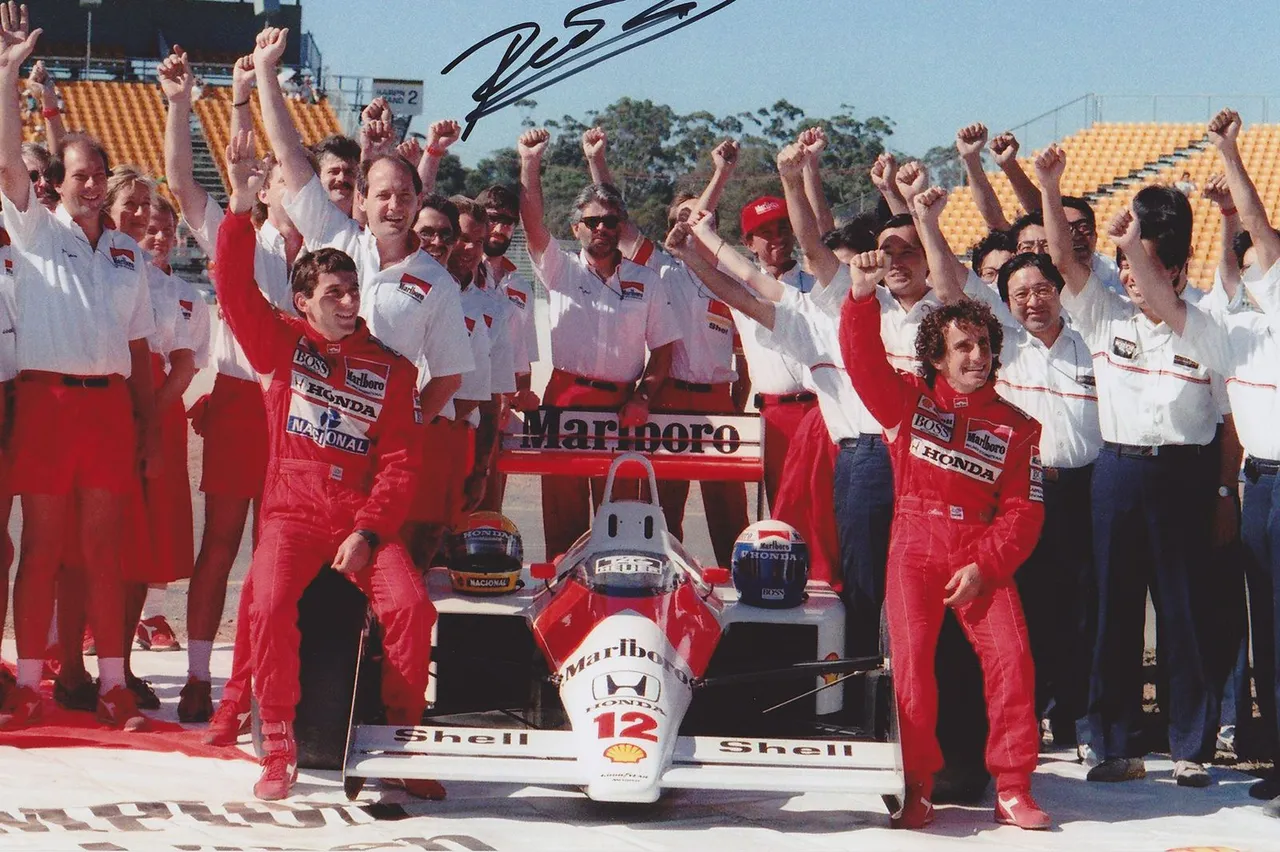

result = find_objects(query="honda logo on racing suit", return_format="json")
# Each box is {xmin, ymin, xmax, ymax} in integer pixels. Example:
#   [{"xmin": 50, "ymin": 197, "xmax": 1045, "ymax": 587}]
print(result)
[{"xmin": 592, "ymin": 671, "xmax": 661, "ymax": 701}]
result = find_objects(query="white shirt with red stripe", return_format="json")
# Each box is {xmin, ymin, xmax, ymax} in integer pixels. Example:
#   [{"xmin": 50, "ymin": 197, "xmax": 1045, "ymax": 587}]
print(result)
[
  {"xmin": 1179, "ymin": 258, "xmax": 1280, "ymax": 460},
  {"xmin": 432, "ymin": 286, "xmax": 493, "ymax": 427},
  {"xmin": 2, "ymin": 184, "xmax": 154, "ymax": 377},
  {"xmin": 532, "ymin": 240, "xmax": 680, "ymax": 383},
  {"xmin": 995, "ymin": 322, "xmax": 1101, "ymax": 469},
  {"xmin": 728, "ymin": 262, "xmax": 811, "ymax": 395},
  {"xmin": 184, "ymin": 196, "xmax": 294, "ymax": 381},
  {"xmin": 284, "ymin": 175, "xmax": 474, "ymax": 384},
  {"xmin": 482, "ymin": 254, "xmax": 539, "ymax": 374},
  {"xmin": 1061, "ymin": 272, "xmax": 1227, "ymax": 446},
  {"xmin": 0, "ymin": 239, "xmax": 16, "ymax": 382},
  {"xmin": 460, "ymin": 281, "xmax": 514, "ymax": 395}
]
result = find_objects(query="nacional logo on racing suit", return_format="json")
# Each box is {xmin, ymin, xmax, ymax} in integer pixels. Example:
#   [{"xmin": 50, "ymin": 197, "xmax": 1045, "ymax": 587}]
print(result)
[
  {"xmin": 285, "ymin": 395, "xmax": 372, "ymax": 455},
  {"xmin": 964, "ymin": 418, "xmax": 1012, "ymax": 463},
  {"xmin": 293, "ymin": 345, "xmax": 331, "ymax": 378},
  {"xmin": 909, "ymin": 436, "xmax": 1000, "ymax": 483},
  {"xmin": 292, "ymin": 373, "xmax": 381, "ymax": 419},
  {"xmin": 562, "ymin": 638, "xmax": 692, "ymax": 686},
  {"xmin": 344, "ymin": 358, "xmax": 389, "ymax": 399}
]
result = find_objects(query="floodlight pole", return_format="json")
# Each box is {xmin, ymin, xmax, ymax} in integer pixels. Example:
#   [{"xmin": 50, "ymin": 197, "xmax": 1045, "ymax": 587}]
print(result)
[{"xmin": 84, "ymin": 9, "xmax": 91, "ymax": 76}]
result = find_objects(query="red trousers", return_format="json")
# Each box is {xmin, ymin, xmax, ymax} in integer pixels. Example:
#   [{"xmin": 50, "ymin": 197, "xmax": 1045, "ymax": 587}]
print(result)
[
  {"xmin": 758, "ymin": 394, "xmax": 818, "ymax": 515},
  {"xmin": 887, "ymin": 500, "xmax": 1039, "ymax": 792},
  {"xmin": 249, "ymin": 521, "xmax": 435, "ymax": 723},
  {"xmin": 196, "ymin": 373, "xmax": 267, "ymax": 499},
  {"xmin": 407, "ymin": 417, "xmax": 475, "ymax": 526},
  {"xmin": 541, "ymin": 369, "xmax": 630, "ymax": 558},
  {"xmin": 773, "ymin": 406, "xmax": 839, "ymax": 589},
  {"xmin": 651, "ymin": 381, "xmax": 748, "ymax": 568}
]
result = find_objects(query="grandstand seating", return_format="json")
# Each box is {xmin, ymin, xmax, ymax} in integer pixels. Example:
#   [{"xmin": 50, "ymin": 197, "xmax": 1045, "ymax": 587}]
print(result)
[{"xmin": 939, "ymin": 121, "xmax": 1280, "ymax": 293}]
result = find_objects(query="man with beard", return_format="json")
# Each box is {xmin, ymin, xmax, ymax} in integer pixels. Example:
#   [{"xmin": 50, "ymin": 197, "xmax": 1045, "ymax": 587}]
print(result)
[
  {"xmin": 517, "ymin": 127, "xmax": 680, "ymax": 557},
  {"xmin": 311, "ymin": 134, "xmax": 360, "ymax": 220}
]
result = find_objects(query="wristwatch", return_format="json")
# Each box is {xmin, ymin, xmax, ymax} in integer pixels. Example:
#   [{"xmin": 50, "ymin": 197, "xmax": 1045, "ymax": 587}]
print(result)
[
  {"xmin": 354, "ymin": 528, "xmax": 380, "ymax": 549},
  {"xmin": 1218, "ymin": 485, "xmax": 1234, "ymax": 498}
]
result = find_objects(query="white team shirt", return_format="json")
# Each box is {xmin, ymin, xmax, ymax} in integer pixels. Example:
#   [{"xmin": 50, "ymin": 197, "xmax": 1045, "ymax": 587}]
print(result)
[
  {"xmin": 482, "ymin": 255, "xmax": 539, "ymax": 374},
  {"xmin": 1179, "ymin": 258, "xmax": 1280, "ymax": 460},
  {"xmin": 1060, "ymin": 272, "xmax": 1228, "ymax": 446},
  {"xmin": 632, "ymin": 239, "xmax": 737, "ymax": 385},
  {"xmin": 533, "ymin": 240, "xmax": 680, "ymax": 382},
  {"xmin": 460, "ymin": 281, "xmax": 515, "ymax": 395},
  {"xmin": 0, "ymin": 240, "xmax": 17, "ymax": 382},
  {"xmin": 995, "ymin": 321, "xmax": 1102, "ymax": 468},
  {"xmin": 1093, "ymin": 252, "xmax": 1126, "ymax": 298},
  {"xmin": 437, "ymin": 286, "xmax": 493, "ymax": 427},
  {"xmin": 729, "ymin": 263, "xmax": 812, "ymax": 395},
  {"xmin": 2, "ymin": 184, "xmax": 153, "ymax": 377},
  {"xmin": 284, "ymin": 175, "xmax": 474, "ymax": 384},
  {"xmin": 185, "ymin": 196, "xmax": 295, "ymax": 380}
]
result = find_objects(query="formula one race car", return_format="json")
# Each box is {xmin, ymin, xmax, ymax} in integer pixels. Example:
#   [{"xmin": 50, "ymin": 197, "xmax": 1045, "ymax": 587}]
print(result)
[{"xmin": 339, "ymin": 453, "xmax": 905, "ymax": 808}]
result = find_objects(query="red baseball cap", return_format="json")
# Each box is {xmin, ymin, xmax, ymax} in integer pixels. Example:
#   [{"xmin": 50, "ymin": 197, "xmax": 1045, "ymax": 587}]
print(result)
[{"xmin": 740, "ymin": 195, "xmax": 788, "ymax": 238}]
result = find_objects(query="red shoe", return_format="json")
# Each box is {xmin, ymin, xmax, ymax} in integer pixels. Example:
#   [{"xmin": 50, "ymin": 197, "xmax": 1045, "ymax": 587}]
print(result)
[
  {"xmin": 254, "ymin": 721, "xmax": 298, "ymax": 801},
  {"xmin": 995, "ymin": 788, "xmax": 1052, "ymax": 830},
  {"xmin": 178, "ymin": 677, "xmax": 214, "ymax": 723},
  {"xmin": 204, "ymin": 698, "xmax": 250, "ymax": 746},
  {"xmin": 889, "ymin": 784, "xmax": 935, "ymax": 830},
  {"xmin": 0, "ymin": 684, "xmax": 43, "ymax": 729},
  {"xmin": 96, "ymin": 684, "xmax": 148, "ymax": 732},
  {"xmin": 82, "ymin": 628, "xmax": 96, "ymax": 657},
  {"xmin": 135, "ymin": 615, "xmax": 182, "ymax": 651}
]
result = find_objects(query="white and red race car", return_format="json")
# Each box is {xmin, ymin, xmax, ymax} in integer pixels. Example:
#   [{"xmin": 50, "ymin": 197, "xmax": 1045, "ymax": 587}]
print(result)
[{"xmin": 340, "ymin": 452, "xmax": 905, "ymax": 808}]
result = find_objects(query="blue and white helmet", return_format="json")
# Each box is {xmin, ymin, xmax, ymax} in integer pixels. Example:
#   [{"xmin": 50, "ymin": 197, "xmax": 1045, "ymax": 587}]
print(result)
[{"xmin": 731, "ymin": 521, "xmax": 809, "ymax": 608}]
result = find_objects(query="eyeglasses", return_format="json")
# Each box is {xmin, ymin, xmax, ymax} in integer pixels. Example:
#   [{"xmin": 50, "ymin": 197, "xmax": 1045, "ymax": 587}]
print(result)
[
  {"xmin": 1009, "ymin": 284, "xmax": 1059, "ymax": 305},
  {"xmin": 1065, "ymin": 219, "xmax": 1094, "ymax": 235},
  {"xmin": 416, "ymin": 226, "xmax": 454, "ymax": 243},
  {"xmin": 580, "ymin": 215, "xmax": 621, "ymax": 230},
  {"xmin": 487, "ymin": 212, "xmax": 518, "ymax": 226},
  {"xmin": 1016, "ymin": 239, "xmax": 1050, "ymax": 254}
]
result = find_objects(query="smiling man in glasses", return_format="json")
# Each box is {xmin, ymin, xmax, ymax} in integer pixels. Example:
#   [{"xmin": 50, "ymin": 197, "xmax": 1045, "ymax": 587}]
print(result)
[{"xmin": 517, "ymin": 127, "xmax": 680, "ymax": 557}]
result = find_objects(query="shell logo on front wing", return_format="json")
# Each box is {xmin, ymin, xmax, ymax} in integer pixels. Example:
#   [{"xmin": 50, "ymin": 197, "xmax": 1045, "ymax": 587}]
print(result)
[{"xmin": 603, "ymin": 743, "xmax": 647, "ymax": 764}]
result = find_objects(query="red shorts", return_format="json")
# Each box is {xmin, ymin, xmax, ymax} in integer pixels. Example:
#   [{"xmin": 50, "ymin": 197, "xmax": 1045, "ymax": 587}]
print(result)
[
  {"xmin": 198, "ymin": 372, "xmax": 268, "ymax": 499},
  {"xmin": 407, "ymin": 417, "xmax": 475, "ymax": 526},
  {"xmin": 0, "ymin": 378, "xmax": 13, "ymax": 493},
  {"xmin": 773, "ymin": 405, "xmax": 839, "ymax": 588},
  {"xmin": 9, "ymin": 372, "xmax": 136, "ymax": 495},
  {"xmin": 651, "ymin": 380, "xmax": 734, "ymax": 415},
  {"xmin": 544, "ymin": 368, "xmax": 632, "ymax": 410}
]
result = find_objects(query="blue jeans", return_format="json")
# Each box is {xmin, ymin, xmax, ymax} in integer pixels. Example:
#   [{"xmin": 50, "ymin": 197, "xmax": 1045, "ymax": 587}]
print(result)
[{"xmin": 832, "ymin": 434, "xmax": 893, "ymax": 659}]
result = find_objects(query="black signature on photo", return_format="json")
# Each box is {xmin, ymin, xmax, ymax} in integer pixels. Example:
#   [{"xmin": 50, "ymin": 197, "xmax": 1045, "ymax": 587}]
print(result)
[{"xmin": 442, "ymin": 0, "xmax": 740, "ymax": 140}]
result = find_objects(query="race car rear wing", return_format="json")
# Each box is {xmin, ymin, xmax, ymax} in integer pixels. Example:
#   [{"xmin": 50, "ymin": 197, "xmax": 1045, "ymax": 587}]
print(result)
[
  {"xmin": 498, "ymin": 408, "xmax": 763, "ymax": 481},
  {"xmin": 344, "ymin": 724, "xmax": 904, "ymax": 798}
]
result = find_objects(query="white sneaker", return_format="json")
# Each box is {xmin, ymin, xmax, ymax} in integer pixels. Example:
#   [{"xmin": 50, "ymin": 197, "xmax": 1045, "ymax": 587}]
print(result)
[{"xmin": 1077, "ymin": 742, "xmax": 1100, "ymax": 767}]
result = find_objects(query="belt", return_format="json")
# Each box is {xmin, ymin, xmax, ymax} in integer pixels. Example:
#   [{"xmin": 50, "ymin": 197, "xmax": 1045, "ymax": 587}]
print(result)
[
  {"xmin": 1245, "ymin": 456, "xmax": 1280, "ymax": 478},
  {"xmin": 755, "ymin": 391, "xmax": 816, "ymax": 407},
  {"xmin": 838, "ymin": 433, "xmax": 884, "ymax": 449},
  {"xmin": 672, "ymin": 379, "xmax": 715, "ymax": 393},
  {"xmin": 20, "ymin": 370, "xmax": 120, "ymax": 389},
  {"xmin": 1102, "ymin": 440, "xmax": 1206, "ymax": 459},
  {"xmin": 573, "ymin": 375, "xmax": 621, "ymax": 392}
]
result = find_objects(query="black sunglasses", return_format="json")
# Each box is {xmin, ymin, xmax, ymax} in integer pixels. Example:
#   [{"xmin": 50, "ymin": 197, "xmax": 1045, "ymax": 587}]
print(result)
[{"xmin": 581, "ymin": 215, "xmax": 621, "ymax": 230}]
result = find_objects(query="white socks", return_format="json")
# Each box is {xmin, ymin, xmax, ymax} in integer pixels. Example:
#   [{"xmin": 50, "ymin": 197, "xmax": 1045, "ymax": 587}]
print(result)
[
  {"xmin": 98, "ymin": 658, "xmax": 125, "ymax": 691},
  {"xmin": 188, "ymin": 640, "xmax": 213, "ymax": 682},
  {"xmin": 15, "ymin": 659, "xmax": 42, "ymax": 688}
]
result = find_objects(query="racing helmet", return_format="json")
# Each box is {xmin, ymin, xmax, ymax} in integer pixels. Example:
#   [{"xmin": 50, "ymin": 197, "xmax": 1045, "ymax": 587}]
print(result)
[
  {"xmin": 447, "ymin": 512, "xmax": 524, "ymax": 595},
  {"xmin": 730, "ymin": 521, "xmax": 809, "ymax": 608}
]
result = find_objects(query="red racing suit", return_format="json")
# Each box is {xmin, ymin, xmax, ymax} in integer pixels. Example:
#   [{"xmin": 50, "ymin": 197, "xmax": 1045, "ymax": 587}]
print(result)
[
  {"xmin": 840, "ymin": 291, "xmax": 1043, "ymax": 794},
  {"xmin": 215, "ymin": 210, "xmax": 433, "ymax": 725}
]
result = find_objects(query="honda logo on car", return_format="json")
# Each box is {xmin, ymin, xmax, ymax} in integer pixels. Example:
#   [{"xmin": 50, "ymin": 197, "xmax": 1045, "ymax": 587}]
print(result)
[
  {"xmin": 520, "ymin": 408, "xmax": 748, "ymax": 456},
  {"xmin": 592, "ymin": 671, "xmax": 661, "ymax": 701},
  {"xmin": 562, "ymin": 639, "xmax": 691, "ymax": 685}
]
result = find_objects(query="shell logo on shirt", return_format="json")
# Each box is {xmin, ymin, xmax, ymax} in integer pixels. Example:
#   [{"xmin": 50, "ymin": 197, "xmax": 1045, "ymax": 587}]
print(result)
[
  {"xmin": 506, "ymin": 286, "xmax": 527, "ymax": 309},
  {"xmin": 109, "ymin": 247, "xmax": 136, "ymax": 270},
  {"xmin": 705, "ymin": 298, "xmax": 732, "ymax": 334},
  {"xmin": 398, "ymin": 273, "xmax": 431, "ymax": 303},
  {"xmin": 619, "ymin": 280, "xmax": 645, "ymax": 300}
]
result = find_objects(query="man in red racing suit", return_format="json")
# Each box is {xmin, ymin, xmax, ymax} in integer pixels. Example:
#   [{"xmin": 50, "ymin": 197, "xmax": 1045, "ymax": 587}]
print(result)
[
  {"xmin": 840, "ymin": 250, "xmax": 1046, "ymax": 831},
  {"xmin": 214, "ymin": 142, "xmax": 437, "ymax": 801}
]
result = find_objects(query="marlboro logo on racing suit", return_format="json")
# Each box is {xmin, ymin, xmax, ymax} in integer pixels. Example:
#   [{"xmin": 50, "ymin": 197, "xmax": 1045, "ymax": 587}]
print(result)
[
  {"xmin": 909, "ymin": 436, "xmax": 1000, "ymax": 484},
  {"xmin": 345, "ymin": 358, "xmax": 389, "ymax": 400},
  {"xmin": 964, "ymin": 418, "xmax": 1012, "ymax": 463}
]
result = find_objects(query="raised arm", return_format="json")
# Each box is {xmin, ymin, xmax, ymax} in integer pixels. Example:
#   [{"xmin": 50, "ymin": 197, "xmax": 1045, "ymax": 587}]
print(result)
[
  {"xmin": 229, "ymin": 54, "xmax": 254, "ymax": 142},
  {"xmin": 894, "ymin": 161, "xmax": 929, "ymax": 214},
  {"xmin": 418, "ymin": 118, "xmax": 459, "ymax": 195},
  {"xmin": 26, "ymin": 59, "xmax": 62, "ymax": 153},
  {"xmin": 1208, "ymin": 108, "xmax": 1280, "ymax": 273},
  {"xmin": 159, "ymin": 47, "xmax": 210, "ymax": 230},
  {"xmin": 777, "ymin": 141, "xmax": 840, "ymax": 287},
  {"xmin": 912, "ymin": 186, "xmax": 967, "ymax": 303},
  {"xmin": 687, "ymin": 208, "xmax": 785, "ymax": 302},
  {"xmin": 956, "ymin": 123, "xmax": 1010, "ymax": 231},
  {"xmin": 690, "ymin": 139, "xmax": 738, "ymax": 221},
  {"xmin": 517, "ymin": 128, "xmax": 552, "ymax": 258},
  {"xmin": 990, "ymin": 132, "xmax": 1041, "ymax": 213},
  {"xmin": 839, "ymin": 250, "xmax": 912, "ymax": 431},
  {"xmin": 1109, "ymin": 206, "xmax": 1187, "ymax": 334},
  {"xmin": 0, "ymin": 4, "xmax": 42, "ymax": 209},
  {"xmin": 666, "ymin": 219, "xmax": 775, "ymax": 329},
  {"xmin": 358, "ymin": 97, "xmax": 395, "ymax": 165},
  {"xmin": 1034, "ymin": 144, "xmax": 1090, "ymax": 294},
  {"xmin": 869, "ymin": 153, "xmax": 908, "ymax": 216},
  {"xmin": 798, "ymin": 127, "xmax": 836, "ymax": 235},
  {"xmin": 252, "ymin": 27, "xmax": 314, "ymax": 195},
  {"xmin": 1202, "ymin": 173, "xmax": 1242, "ymax": 301},
  {"xmin": 582, "ymin": 126, "xmax": 642, "ymax": 255}
]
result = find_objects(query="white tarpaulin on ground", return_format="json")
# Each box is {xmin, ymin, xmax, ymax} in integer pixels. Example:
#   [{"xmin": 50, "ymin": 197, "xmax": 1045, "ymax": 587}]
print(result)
[{"xmin": 1, "ymin": 641, "xmax": 1275, "ymax": 852}]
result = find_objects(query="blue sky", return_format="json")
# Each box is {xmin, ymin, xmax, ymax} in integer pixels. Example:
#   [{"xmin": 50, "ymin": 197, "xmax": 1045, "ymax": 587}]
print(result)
[{"xmin": 299, "ymin": 0, "xmax": 1280, "ymax": 166}]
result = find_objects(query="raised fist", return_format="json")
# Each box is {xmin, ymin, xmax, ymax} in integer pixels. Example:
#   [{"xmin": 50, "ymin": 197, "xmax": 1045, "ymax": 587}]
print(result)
[
  {"xmin": 253, "ymin": 26, "xmax": 289, "ymax": 69},
  {"xmin": 665, "ymin": 221, "xmax": 692, "ymax": 254},
  {"xmin": 361, "ymin": 118, "xmax": 393, "ymax": 158},
  {"xmin": 231, "ymin": 54, "xmax": 255, "ymax": 99},
  {"xmin": 775, "ymin": 142, "xmax": 809, "ymax": 178},
  {"xmin": 1201, "ymin": 173, "xmax": 1234, "ymax": 209},
  {"xmin": 1033, "ymin": 144, "xmax": 1066, "ymax": 185},
  {"xmin": 989, "ymin": 132, "xmax": 1020, "ymax": 166},
  {"xmin": 798, "ymin": 126, "xmax": 828, "ymax": 155},
  {"xmin": 226, "ymin": 130, "xmax": 266, "ymax": 200},
  {"xmin": 396, "ymin": 137, "xmax": 424, "ymax": 168},
  {"xmin": 955, "ymin": 123, "xmax": 988, "ymax": 159},
  {"xmin": 711, "ymin": 139, "xmax": 739, "ymax": 171},
  {"xmin": 912, "ymin": 186, "xmax": 948, "ymax": 222},
  {"xmin": 518, "ymin": 128, "xmax": 551, "ymax": 160},
  {"xmin": 895, "ymin": 161, "xmax": 928, "ymax": 201},
  {"xmin": 1107, "ymin": 207, "xmax": 1142, "ymax": 251},
  {"xmin": 849, "ymin": 249, "xmax": 889, "ymax": 286},
  {"xmin": 361, "ymin": 97, "xmax": 391, "ymax": 126},
  {"xmin": 157, "ymin": 48, "xmax": 193, "ymax": 104},
  {"xmin": 582, "ymin": 126, "xmax": 607, "ymax": 160},
  {"xmin": 688, "ymin": 207, "xmax": 716, "ymax": 240},
  {"xmin": 1208, "ymin": 108, "xmax": 1241, "ymax": 150},
  {"xmin": 0, "ymin": 3, "xmax": 42, "ymax": 76},
  {"xmin": 24, "ymin": 56, "xmax": 49, "ymax": 98},
  {"xmin": 869, "ymin": 153, "xmax": 897, "ymax": 193},
  {"xmin": 427, "ymin": 119, "xmax": 461, "ymax": 153}
]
